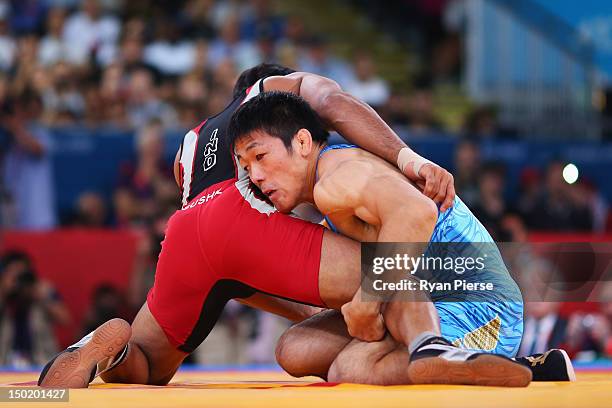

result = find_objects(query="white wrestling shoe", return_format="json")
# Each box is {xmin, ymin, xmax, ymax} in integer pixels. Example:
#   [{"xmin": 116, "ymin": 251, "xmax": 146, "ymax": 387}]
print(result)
[{"xmin": 38, "ymin": 318, "xmax": 131, "ymax": 388}]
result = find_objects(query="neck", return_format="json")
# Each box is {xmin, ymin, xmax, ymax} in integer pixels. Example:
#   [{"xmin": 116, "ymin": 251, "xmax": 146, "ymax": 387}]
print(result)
[{"xmin": 302, "ymin": 143, "xmax": 327, "ymax": 205}]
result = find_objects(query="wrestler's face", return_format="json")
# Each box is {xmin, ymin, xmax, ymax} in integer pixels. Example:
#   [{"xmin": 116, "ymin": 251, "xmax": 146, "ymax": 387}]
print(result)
[{"xmin": 235, "ymin": 129, "xmax": 312, "ymax": 213}]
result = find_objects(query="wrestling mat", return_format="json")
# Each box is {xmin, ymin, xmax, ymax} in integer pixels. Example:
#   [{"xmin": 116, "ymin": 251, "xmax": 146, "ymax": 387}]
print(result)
[{"xmin": 1, "ymin": 364, "xmax": 611, "ymax": 408}]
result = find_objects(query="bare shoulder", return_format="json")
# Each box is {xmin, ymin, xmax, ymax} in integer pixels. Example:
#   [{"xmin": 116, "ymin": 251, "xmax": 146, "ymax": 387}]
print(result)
[{"xmin": 313, "ymin": 159, "xmax": 375, "ymax": 213}]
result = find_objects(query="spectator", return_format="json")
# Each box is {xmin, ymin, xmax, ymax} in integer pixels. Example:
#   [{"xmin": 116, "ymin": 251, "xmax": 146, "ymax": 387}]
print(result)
[
  {"xmin": 471, "ymin": 162, "xmax": 507, "ymax": 239},
  {"xmin": 406, "ymin": 77, "xmax": 443, "ymax": 135},
  {"xmin": 516, "ymin": 167, "xmax": 541, "ymax": 222},
  {"xmin": 600, "ymin": 283, "xmax": 612, "ymax": 357},
  {"xmin": 1, "ymin": 88, "xmax": 57, "ymax": 229},
  {"xmin": 0, "ymin": 251, "xmax": 70, "ymax": 367},
  {"xmin": 453, "ymin": 139, "xmax": 480, "ymax": 207},
  {"xmin": 209, "ymin": 0, "xmax": 251, "ymax": 32},
  {"xmin": 117, "ymin": 118, "xmax": 176, "ymax": 223},
  {"xmin": 0, "ymin": 6, "xmax": 16, "ymax": 71},
  {"xmin": 113, "ymin": 187, "xmax": 140, "ymax": 228},
  {"xmin": 239, "ymin": 0, "xmax": 285, "ymax": 42},
  {"xmin": 70, "ymin": 191, "xmax": 108, "ymax": 227},
  {"xmin": 115, "ymin": 34, "xmax": 146, "ymax": 74},
  {"xmin": 38, "ymin": 7, "xmax": 69, "ymax": 67},
  {"xmin": 524, "ymin": 160, "xmax": 594, "ymax": 231},
  {"xmin": 280, "ymin": 14, "xmax": 308, "ymax": 48},
  {"xmin": 569, "ymin": 180, "xmax": 608, "ymax": 233},
  {"xmin": 62, "ymin": 0, "xmax": 120, "ymax": 66},
  {"xmin": 176, "ymin": 72, "xmax": 209, "ymax": 127},
  {"xmin": 43, "ymin": 62, "xmax": 86, "ymax": 125},
  {"xmin": 499, "ymin": 212, "xmax": 529, "ymax": 243},
  {"xmin": 275, "ymin": 14, "xmax": 307, "ymax": 69},
  {"xmin": 126, "ymin": 68, "xmax": 178, "ymax": 129},
  {"xmin": 180, "ymin": 0, "xmax": 217, "ymax": 41},
  {"xmin": 207, "ymin": 13, "xmax": 260, "ymax": 72},
  {"xmin": 143, "ymin": 17, "xmax": 197, "ymax": 76},
  {"xmin": 9, "ymin": 0, "xmax": 48, "ymax": 35},
  {"xmin": 462, "ymin": 105, "xmax": 499, "ymax": 140},
  {"xmin": 565, "ymin": 283, "xmax": 612, "ymax": 359},
  {"xmin": 12, "ymin": 34, "xmax": 41, "ymax": 95},
  {"xmin": 345, "ymin": 52, "xmax": 390, "ymax": 109},
  {"xmin": 128, "ymin": 209, "xmax": 172, "ymax": 310},
  {"xmin": 380, "ymin": 91, "xmax": 410, "ymax": 127},
  {"xmin": 82, "ymin": 283, "xmax": 129, "ymax": 334},
  {"xmin": 298, "ymin": 35, "xmax": 354, "ymax": 87},
  {"xmin": 95, "ymin": 63, "xmax": 127, "ymax": 127},
  {"xmin": 518, "ymin": 302, "xmax": 568, "ymax": 356}
]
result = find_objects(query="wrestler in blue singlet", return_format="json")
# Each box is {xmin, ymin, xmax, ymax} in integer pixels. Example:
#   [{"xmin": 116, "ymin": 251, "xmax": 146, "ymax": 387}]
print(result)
[{"xmin": 317, "ymin": 144, "xmax": 524, "ymax": 357}]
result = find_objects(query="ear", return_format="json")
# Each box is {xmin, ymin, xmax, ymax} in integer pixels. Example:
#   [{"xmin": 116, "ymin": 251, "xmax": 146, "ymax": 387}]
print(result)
[{"xmin": 293, "ymin": 128, "xmax": 314, "ymax": 157}]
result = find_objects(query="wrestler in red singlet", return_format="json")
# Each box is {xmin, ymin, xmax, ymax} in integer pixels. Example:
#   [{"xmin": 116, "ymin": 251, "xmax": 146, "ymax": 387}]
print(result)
[{"xmin": 147, "ymin": 65, "xmax": 325, "ymax": 352}]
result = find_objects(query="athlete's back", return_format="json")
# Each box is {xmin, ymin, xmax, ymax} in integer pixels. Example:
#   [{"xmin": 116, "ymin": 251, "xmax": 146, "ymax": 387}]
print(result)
[{"xmin": 177, "ymin": 82, "xmax": 265, "ymax": 208}]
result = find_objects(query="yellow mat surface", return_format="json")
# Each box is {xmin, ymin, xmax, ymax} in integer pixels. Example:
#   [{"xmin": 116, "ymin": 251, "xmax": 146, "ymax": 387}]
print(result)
[{"xmin": 1, "ymin": 370, "xmax": 611, "ymax": 408}]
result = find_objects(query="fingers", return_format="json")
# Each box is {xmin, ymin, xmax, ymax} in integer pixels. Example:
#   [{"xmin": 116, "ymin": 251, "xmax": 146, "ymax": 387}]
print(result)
[
  {"xmin": 421, "ymin": 164, "xmax": 456, "ymax": 212},
  {"xmin": 342, "ymin": 304, "xmax": 386, "ymax": 342},
  {"xmin": 439, "ymin": 174, "xmax": 456, "ymax": 212},
  {"xmin": 432, "ymin": 173, "xmax": 449, "ymax": 204},
  {"xmin": 421, "ymin": 165, "xmax": 440, "ymax": 199}
]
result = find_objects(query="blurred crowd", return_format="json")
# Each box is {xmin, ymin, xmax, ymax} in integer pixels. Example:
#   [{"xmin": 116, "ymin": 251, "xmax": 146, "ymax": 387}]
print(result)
[
  {"xmin": 0, "ymin": 0, "xmax": 611, "ymax": 368},
  {"xmin": 0, "ymin": 0, "xmax": 397, "ymax": 130}
]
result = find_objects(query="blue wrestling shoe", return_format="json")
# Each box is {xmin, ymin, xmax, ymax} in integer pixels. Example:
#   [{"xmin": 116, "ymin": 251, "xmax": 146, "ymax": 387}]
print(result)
[{"xmin": 38, "ymin": 318, "xmax": 131, "ymax": 388}]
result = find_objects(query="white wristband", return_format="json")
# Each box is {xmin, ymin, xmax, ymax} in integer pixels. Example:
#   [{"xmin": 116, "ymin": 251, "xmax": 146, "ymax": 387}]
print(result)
[{"xmin": 397, "ymin": 147, "xmax": 433, "ymax": 176}]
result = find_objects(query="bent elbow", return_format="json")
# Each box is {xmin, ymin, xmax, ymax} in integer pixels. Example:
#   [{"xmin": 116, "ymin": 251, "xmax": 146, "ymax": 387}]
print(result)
[
  {"xmin": 316, "ymin": 89, "xmax": 353, "ymax": 123},
  {"xmin": 418, "ymin": 198, "xmax": 439, "ymax": 236},
  {"xmin": 397, "ymin": 197, "xmax": 438, "ymax": 240}
]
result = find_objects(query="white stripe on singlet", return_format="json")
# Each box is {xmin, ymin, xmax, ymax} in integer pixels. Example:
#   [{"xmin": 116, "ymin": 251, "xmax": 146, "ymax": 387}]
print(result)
[
  {"xmin": 180, "ymin": 130, "xmax": 199, "ymax": 207},
  {"xmin": 234, "ymin": 161, "xmax": 276, "ymax": 215},
  {"xmin": 241, "ymin": 78, "xmax": 263, "ymax": 105}
]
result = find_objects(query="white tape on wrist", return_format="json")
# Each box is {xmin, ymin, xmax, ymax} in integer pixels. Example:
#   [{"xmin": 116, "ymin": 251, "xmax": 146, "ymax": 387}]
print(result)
[{"xmin": 397, "ymin": 147, "xmax": 433, "ymax": 176}]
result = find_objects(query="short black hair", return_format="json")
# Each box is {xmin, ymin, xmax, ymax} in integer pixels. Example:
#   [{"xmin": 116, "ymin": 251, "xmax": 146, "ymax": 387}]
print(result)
[
  {"xmin": 232, "ymin": 63, "xmax": 296, "ymax": 99},
  {"xmin": 228, "ymin": 91, "xmax": 329, "ymax": 150}
]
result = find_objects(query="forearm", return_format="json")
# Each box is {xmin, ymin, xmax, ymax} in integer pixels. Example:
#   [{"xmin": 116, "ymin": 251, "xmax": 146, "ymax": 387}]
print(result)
[
  {"xmin": 299, "ymin": 77, "xmax": 406, "ymax": 165},
  {"xmin": 238, "ymin": 292, "xmax": 323, "ymax": 323}
]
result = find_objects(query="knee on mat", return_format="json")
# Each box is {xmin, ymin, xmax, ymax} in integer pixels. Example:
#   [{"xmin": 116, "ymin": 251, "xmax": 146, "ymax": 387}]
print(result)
[{"xmin": 275, "ymin": 328, "xmax": 313, "ymax": 378}]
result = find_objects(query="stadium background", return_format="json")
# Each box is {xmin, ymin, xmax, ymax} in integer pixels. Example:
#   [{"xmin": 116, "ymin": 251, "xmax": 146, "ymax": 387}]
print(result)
[{"xmin": 1, "ymin": 0, "xmax": 612, "ymax": 370}]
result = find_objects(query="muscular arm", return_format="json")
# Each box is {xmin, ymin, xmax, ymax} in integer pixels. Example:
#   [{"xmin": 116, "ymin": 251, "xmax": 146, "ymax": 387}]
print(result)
[
  {"xmin": 263, "ymin": 73, "xmax": 403, "ymax": 165},
  {"xmin": 262, "ymin": 73, "xmax": 455, "ymax": 211},
  {"xmin": 315, "ymin": 161, "xmax": 438, "ymax": 340},
  {"xmin": 315, "ymin": 160, "xmax": 438, "ymax": 243},
  {"xmin": 237, "ymin": 292, "xmax": 323, "ymax": 323}
]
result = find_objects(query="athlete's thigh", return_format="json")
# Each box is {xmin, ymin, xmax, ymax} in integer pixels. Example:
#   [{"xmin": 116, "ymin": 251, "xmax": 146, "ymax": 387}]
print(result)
[
  {"xmin": 221, "ymin": 191, "xmax": 360, "ymax": 307},
  {"xmin": 130, "ymin": 302, "xmax": 188, "ymax": 384},
  {"xmin": 219, "ymin": 187, "xmax": 361, "ymax": 309},
  {"xmin": 318, "ymin": 229, "xmax": 362, "ymax": 308},
  {"xmin": 277, "ymin": 310, "xmax": 352, "ymax": 378}
]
